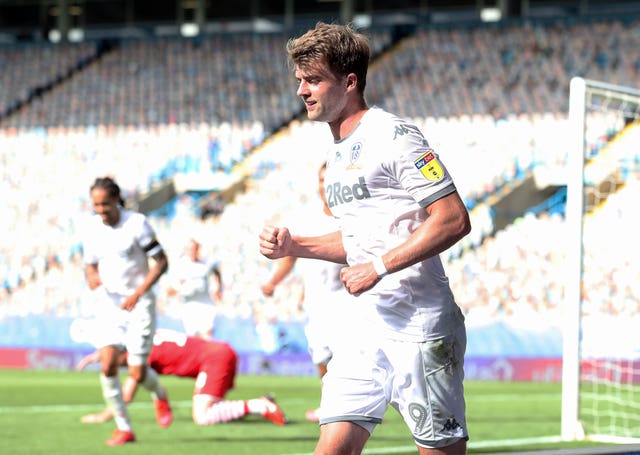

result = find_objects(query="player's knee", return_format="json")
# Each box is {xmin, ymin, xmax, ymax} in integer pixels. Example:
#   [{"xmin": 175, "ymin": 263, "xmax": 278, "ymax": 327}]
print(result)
[
  {"xmin": 192, "ymin": 409, "xmax": 208, "ymax": 425},
  {"xmin": 192, "ymin": 402, "xmax": 208, "ymax": 425},
  {"xmin": 101, "ymin": 364, "xmax": 118, "ymax": 376},
  {"xmin": 416, "ymin": 437, "xmax": 467, "ymax": 455}
]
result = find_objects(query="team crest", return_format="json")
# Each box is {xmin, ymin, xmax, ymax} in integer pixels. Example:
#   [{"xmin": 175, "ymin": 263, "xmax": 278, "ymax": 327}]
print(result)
[
  {"xmin": 347, "ymin": 142, "xmax": 363, "ymax": 169},
  {"xmin": 414, "ymin": 150, "xmax": 444, "ymax": 181}
]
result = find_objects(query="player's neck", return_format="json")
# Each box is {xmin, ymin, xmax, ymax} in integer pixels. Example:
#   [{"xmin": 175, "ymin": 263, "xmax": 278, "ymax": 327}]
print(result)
[{"xmin": 330, "ymin": 104, "xmax": 368, "ymax": 141}]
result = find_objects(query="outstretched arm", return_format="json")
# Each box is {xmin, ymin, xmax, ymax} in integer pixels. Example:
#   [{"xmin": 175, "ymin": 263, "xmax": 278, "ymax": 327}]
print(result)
[
  {"xmin": 259, "ymin": 227, "xmax": 347, "ymax": 264},
  {"xmin": 261, "ymin": 256, "xmax": 297, "ymax": 297},
  {"xmin": 122, "ymin": 375, "xmax": 139, "ymax": 403},
  {"xmin": 76, "ymin": 350, "xmax": 101, "ymax": 371},
  {"xmin": 121, "ymin": 251, "xmax": 169, "ymax": 311},
  {"xmin": 76, "ymin": 349, "xmax": 128, "ymax": 371}
]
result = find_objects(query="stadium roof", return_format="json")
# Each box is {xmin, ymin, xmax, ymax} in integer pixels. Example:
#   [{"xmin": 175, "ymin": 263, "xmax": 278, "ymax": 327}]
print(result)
[{"xmin": 0, "ymin": 0, "xmax": 639, "ymax": 43}]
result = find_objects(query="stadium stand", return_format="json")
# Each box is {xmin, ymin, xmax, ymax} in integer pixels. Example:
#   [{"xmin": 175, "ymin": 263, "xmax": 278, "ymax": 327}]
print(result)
[{"xmin": 0, "ymin": 41, "xmax": 97, "ymax": 120}]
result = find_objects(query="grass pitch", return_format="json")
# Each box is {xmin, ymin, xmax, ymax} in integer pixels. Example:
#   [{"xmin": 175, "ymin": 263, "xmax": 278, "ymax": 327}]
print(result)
[{"xmin": 0, "ymin": 369, "xmax": 623, "ymax": 454}]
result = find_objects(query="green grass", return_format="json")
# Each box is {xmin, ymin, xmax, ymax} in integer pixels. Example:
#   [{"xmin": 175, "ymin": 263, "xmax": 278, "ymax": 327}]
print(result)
[{"xmin": 0, "ymin": 369, "xmax": 623, "ymax": 454}]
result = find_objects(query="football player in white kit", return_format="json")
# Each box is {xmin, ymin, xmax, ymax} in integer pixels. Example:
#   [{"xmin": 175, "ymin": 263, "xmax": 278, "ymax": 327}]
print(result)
[
  {"xmin": 167, "ymin": 237, "xmax": 221, "ymax": 339},
  {"xmin": 259, "ymin": 23, "xmax": 472, "ymax": 455},
  {"xmin": 82, "ymin": 177, "xmax": 172, "ymax": 446},
  {"xmin": 261, "ymin": 162, "xmax": 355, "ymax": 422}
]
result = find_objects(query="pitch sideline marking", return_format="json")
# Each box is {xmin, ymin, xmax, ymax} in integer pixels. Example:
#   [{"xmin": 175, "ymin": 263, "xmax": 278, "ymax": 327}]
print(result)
[
  {"xmin": 284, "ymin": 436, "xmax": 564, "ymax": 455},
  {"xmin": 0, "ymin": 400, "xmax": 193, "ymax": 414},
  {"xmin": 0, "ymin": 397, "xmax": 326, "ymax": 414}
]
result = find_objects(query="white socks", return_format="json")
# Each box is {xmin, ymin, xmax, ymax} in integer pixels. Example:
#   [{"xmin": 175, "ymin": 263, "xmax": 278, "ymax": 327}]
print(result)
[
  {"xmin": 100, "ymin": 374, "xmax": 132, "ymax": 431},
  {"xmin": 139, "ymin": 366, "xmax": 164, "ymax": 400},
  {"xmin": 199, "ymin": 400, "xmax": 247, "ymax": 425},
  {"xmin": 246, "ymin": 398, "xmax": 269, "ymax": 415}
]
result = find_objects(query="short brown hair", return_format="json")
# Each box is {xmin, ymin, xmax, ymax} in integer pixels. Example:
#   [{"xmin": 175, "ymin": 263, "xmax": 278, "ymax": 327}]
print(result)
[{"xmin": 286, "ymin": 22, "xmax": 370, "ymax": 94}]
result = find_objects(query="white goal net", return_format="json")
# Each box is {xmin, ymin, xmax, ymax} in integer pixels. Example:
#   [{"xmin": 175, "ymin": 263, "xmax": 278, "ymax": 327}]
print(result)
[{"xmin": 561, "ymin": 77, "xmax": 640, "ymax": 443}]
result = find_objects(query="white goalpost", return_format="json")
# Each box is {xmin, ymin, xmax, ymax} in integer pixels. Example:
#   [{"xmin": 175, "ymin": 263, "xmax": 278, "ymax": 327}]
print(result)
[{"xmin": 562, "ymin": 77, "xmax": 640, "ymax": 443}]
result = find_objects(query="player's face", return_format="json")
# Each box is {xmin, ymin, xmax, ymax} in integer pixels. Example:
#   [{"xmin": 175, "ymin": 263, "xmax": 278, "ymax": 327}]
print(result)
[
  {"xmin": 185, "ymin": 240, "xmax": 199, "ymax": 260},
  {"xmin": 90, "ymin": 188, "xmax": 120, "ymax": 226},
  {"xmin": 295, "ymin": 62, "xmax": 349, "ymax": 124}
]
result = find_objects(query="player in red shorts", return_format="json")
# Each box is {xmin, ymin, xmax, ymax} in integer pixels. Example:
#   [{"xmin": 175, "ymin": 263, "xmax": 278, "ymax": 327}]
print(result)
[{"xmin": 77, "ymin": 328, "xmax": 287, "ymax": 426}]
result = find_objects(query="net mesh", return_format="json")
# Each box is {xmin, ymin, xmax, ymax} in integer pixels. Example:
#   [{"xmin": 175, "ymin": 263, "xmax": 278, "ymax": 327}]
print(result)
[{"xmin": 577, "ymin": 82, "xmax": 640, "ymax": 442}]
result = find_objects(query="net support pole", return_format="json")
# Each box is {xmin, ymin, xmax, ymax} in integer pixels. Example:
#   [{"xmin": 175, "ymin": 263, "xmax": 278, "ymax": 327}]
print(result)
[{"xmin": 561, "ymin": 76, "xmax": 587, "ymax": 441}]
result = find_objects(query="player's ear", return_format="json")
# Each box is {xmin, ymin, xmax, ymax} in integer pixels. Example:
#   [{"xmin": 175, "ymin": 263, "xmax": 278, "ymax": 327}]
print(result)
[{"xmin": 345, "ymin": 73, "xmax": 357, "ymax": 90}]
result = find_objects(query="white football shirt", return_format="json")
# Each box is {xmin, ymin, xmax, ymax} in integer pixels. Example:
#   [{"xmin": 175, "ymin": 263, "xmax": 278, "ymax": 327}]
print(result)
[
  {"xmin": 171, "ymin": 256, "xmax": 218, "ymax": 305},
  {"xmin": 324, "ymin": 106, "xmax": 465, "ymax": 342},
  {"xmin": 82, "ymin": 208, "xmax": 163, "ymax": 297}
]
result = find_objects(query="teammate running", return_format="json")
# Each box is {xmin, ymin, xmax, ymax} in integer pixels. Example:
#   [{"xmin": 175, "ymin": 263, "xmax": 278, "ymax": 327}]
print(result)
[
  {"xmin": 82, "ymin": 176, "xmax": 171, "ymax": 446},
  {"xmin": 166, "ymin": 237, "xmax": 222, "ymax": 339}
]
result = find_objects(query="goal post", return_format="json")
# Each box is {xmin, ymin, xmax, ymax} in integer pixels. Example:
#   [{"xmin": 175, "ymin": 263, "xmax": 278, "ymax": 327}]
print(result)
[
  {"xmin": 561, "ymin": 76, "xmax": 586, "ymax": 441},
  {"xmin": 561, "ymin": 77, "xmax": 640, "ymax": 443}
]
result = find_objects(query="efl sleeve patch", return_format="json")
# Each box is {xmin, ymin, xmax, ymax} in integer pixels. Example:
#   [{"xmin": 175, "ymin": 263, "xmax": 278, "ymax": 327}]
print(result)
[{"xmin": 414, "ymin": 150, "xmax": 444, "ymax": 181}]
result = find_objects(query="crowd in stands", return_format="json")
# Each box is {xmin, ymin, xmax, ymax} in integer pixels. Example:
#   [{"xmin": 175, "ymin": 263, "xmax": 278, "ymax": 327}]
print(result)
[
  {"xmin": 1, "ymin": 30, "xmax": 393, "ymax": 131},
  {"xmin": 0, "ymin": 41, "xmax": 97, "ymax": 118},
  {"xmin": 1, "ymin": 17, "xmax": 639, "ymax": 340},
  {"xmin": 368, "ymin": 18, "xmax": 640, "ymax": 118}
]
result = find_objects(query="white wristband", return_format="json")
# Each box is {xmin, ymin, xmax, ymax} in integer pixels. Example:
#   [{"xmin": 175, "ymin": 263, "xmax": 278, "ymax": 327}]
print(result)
[{"xmin": 372, "ymin": 256, "xmax": 388, "ymax": 279}]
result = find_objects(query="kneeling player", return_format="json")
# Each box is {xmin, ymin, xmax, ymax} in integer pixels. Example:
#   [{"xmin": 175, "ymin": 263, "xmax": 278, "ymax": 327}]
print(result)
[{"xmin": 77, "ymin": 328, "xmax": 287, "ymax": 426}]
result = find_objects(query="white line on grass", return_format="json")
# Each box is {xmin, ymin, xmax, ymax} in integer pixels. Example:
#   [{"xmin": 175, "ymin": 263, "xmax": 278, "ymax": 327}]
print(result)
[
  {"xmin": 472, "ymin": 393, "xmax": 560, "ymax": 402},
  {"xmin": 0, "ymin": 400, "xmax": 193, "ymax": 414},
  {"xmin": 0, "ymin": 397, "xmax": 310, "ymax": 414},
  {"xmin": 470, "ymin": 436, "xmax": 564, "ymax": 448},
  {"xmin": 284, "ymin": 436, "xmax": 564, "ymax": 455}
]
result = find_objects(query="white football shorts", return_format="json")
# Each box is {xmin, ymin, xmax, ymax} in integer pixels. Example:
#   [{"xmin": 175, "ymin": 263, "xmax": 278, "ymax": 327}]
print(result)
[
  {"xmin": 303, "ymin": 306, "xmax": 335, "ymax": 366},
  {"xmin": 318, "ymin": 324, "xmax": 468, "ymax": 449},
  {"xmin": 91, "ymin": 287, "xmax": 156, "ymax": 366}
]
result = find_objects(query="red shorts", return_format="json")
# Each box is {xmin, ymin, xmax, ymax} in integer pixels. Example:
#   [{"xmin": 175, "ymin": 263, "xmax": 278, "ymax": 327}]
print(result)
[{"xmin": 193, "ymin": 343, "xmax": 237, "ymax": 398}]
